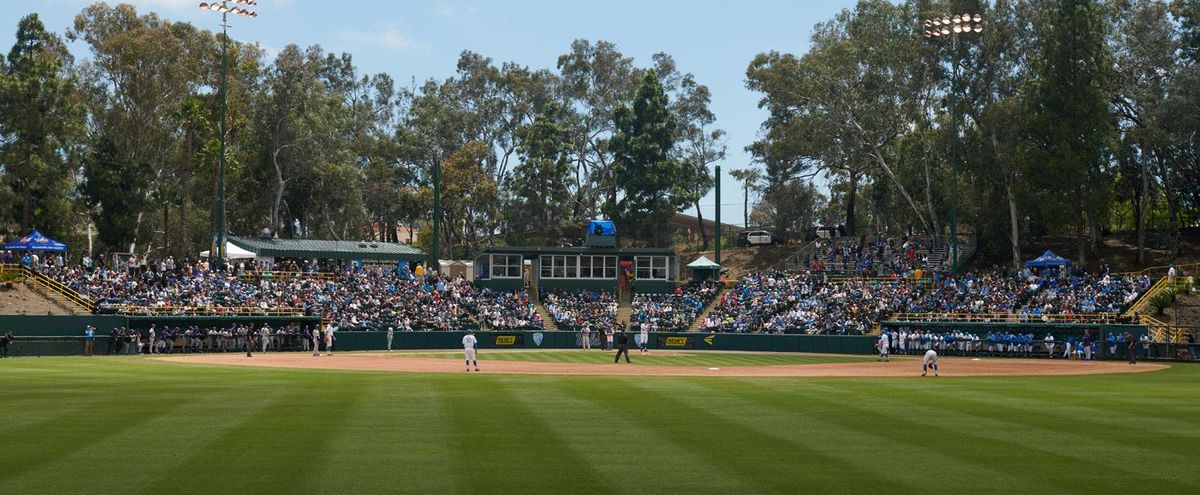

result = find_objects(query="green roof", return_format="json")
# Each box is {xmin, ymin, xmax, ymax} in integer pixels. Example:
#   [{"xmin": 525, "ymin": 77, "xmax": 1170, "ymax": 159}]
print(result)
[
  {"xmin": 228, "ymin": 236, "xmax": 425, "ymax": 262},
  {"xmin": 479, "ymin": 246, "xmax": 676, "ymax": 257}
]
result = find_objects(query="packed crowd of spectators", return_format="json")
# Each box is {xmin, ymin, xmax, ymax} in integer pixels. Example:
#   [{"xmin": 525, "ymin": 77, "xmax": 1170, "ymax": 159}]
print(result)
[
  {"xmin": 797, "ymin": 236, "xmax": 939, "ymax": 275},
  {"xmin": 631, "ymin": 281, "xmax": 721, "ymax": 332},
  {"xmin": 701, "ymin": 267, "xmax": 1152, "ymax": 335},
  {"xmin": 541, "ymin": 289, "xmax": 619, "ymax": 333},
  {"xmin": 35, "ymin": 257, "xmax": 542, "ymax": 332},
  {"xmin": 17, "ymin": 248, "xmax": 1155, "ymax": 336}
]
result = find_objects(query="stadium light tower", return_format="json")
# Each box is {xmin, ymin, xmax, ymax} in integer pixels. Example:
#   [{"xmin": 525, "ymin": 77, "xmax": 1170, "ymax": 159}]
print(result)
[
  {"xmin": 198, "ymin": 1, "xmax": 258, "ymax": 268},
  {"xmin": 922, "ymin": 12, "xmax": 982, "ymax": 271}
]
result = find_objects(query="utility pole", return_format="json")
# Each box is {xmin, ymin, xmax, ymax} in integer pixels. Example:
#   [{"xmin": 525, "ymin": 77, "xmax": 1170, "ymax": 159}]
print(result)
[
  {"xmin": 714, "ymin": 164, "xmax": 721, "ymax": 267},
  {"xmin": 429, "ymin": 158, "xmax": 441, "ymax": 273}
]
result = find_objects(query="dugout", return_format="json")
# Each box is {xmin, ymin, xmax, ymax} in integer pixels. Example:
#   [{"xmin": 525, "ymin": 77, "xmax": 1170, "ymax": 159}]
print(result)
[{"xmin": 473, "ymin": 246, "xmax": 680, "ymax": 295}]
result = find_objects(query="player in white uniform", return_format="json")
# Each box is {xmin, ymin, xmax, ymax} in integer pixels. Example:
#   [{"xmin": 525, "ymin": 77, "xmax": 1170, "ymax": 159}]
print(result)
[
  {"xmin": 877, "ymin": 332, "xmax": 890, "ymax": 361},
  {"xmin": 259, "ymin": 324, "xmax": 270, "ymax": 353},
  {"xmin": 462, "ymin": 331, "xmax": 479, "ymax": 372},
  {"xmin": 922, "ymin": 349, "xmax": 939, "ymax": 377},
  {"xmin": 386, "ymin": 326, "xmax": 395, "ymax": 352},
  {"xmin": 638, "ymin": 323, "xmax": 649, "ymax": 353},
  {"xmin": 1044, "ymin": 333, "xmax": 1055, "ymax": 359},
  {"xmin": 324, "ymin": 323, "xmax": 335, "ymax": 356}
]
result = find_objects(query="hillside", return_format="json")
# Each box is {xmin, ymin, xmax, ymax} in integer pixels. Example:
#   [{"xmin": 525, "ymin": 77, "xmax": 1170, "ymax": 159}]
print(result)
[
  {"xmin": 0, "ymin": 283, "xmax": 69, "ymax": 315},
  {"xmin": 684, "ymin": 244, "xmax": 798, "ymax": 279}
]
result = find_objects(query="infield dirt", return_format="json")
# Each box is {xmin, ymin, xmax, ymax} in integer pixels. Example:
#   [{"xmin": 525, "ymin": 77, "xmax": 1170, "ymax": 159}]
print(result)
[{"xmin": 156, "ymin": 352, "xmax": 1169, "ymax": 377}]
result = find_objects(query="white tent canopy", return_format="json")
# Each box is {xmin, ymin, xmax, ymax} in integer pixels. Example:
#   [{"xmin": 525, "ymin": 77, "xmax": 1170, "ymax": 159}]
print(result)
[
  {"xmin": 200, "ymin": 241, "xmax": 256, "ymax": 259},
  {"xmin": 687, "ymin": 255, "xmax": 720, "ymax": 268}
]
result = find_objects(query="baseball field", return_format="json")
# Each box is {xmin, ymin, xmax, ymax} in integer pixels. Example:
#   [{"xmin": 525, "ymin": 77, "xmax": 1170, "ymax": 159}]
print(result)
[{"xmin": 1, "ymin": 351, "xmax": 1196, "ymax": 495}]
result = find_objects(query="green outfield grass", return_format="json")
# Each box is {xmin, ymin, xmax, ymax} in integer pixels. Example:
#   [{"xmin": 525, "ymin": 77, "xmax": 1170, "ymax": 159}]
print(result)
[
  {"xmin": 398, "ymin": 349, "xmax": 871, "ymax": 366},
  {"xmin": 1, "ymin": 355, "xmax": 1197, "ymax": 495}
]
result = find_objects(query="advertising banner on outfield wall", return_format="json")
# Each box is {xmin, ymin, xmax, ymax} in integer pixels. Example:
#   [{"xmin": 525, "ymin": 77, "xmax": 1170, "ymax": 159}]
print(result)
[
  {"xmin": 488, "ymin": 333, "xmax": 525, "ymax": 348},
  {"xmin": 657, "ymin": 335, "xmax": 694, "ymax": 349}
]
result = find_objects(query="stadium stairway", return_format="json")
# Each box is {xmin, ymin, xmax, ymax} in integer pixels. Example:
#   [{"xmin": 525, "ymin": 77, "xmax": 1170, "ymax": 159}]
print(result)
[
  {"xmin": 5, "ymin": 265, "xmax": 95, "ymax": 315},
  {"xmin": 534, "ymin": 301, "xmax": 559, "ymax": 331},
  {"xmin": 617, "ymin": 299, "xmax": 632, "ymax": 328},
  {"xmin": 687, "ymin": 287, "xmax": 728, "ymax": 332}
]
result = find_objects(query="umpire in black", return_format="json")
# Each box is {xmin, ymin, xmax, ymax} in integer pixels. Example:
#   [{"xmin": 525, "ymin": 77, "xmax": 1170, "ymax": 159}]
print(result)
[
  {"xmin": 614, "ymin": 329, "xmax": 631, "ymax": 364},
  {"xmin": 245, "ymin": 326, "xmax": 255, "ymax": 358}
]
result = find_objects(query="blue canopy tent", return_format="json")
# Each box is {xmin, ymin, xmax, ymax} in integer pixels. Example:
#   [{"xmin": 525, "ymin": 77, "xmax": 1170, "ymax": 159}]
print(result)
[
  {"xmin": 1025, "ymin": 250, "xmax": 1071, "ymax": 268},
  {"xmin": 4, "ymin": 230, "xmax": 67, "ymax": 253}
]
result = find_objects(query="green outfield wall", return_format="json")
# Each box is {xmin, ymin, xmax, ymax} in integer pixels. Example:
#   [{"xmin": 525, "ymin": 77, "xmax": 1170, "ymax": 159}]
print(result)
[
  {"xmin": 0, "ymin": 313, "xmax": 1156, "ymax": 358},
  {"xmin": 312, "ymin": 330, "xmax": 877, "ymax": 354},
  {"xmin": 0, "ymin": 315, "xmax": 127, "ymax": 336}
]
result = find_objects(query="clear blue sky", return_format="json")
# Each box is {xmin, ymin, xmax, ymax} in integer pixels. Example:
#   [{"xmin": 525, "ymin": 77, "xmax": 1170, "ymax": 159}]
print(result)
[{"xmin": 3, "ymin": 0, "xmax": 858, "ymax": 227}]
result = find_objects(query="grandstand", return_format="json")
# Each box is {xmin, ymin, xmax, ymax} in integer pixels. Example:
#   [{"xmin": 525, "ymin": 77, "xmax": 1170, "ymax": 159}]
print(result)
[{"xmin": 781, "ymin": 234, "xmax": 976, "ymax": 274}]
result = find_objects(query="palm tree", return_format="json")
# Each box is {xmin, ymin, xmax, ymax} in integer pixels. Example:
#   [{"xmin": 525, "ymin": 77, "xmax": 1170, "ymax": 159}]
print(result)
[{"xmin": 729, "ymin": 167, "xmax": 764, "ymax": 229}]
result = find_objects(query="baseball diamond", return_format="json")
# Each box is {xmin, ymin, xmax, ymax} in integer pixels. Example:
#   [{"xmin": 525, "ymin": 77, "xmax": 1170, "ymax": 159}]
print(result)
[{"xmin": 3, "ymin": 0, "xmax": 1200, "ymax": 494}]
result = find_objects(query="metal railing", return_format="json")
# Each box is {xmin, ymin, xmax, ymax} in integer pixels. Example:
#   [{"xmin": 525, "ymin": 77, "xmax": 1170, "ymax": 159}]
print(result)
[
  {"xmin": 111, "ymin": 305, "xmax": 305, "ymax": 317},
  {"xmin": 1124, "ymin": 275, "xmax": 1195, "ymax": 319},
  {"xmin": 17, "ymin": 266, "xmax": 96, "ymax": 314},
  {"xmin": 1116, "ymin": 261, "xmax": 1200, "ymax": 277},
  {"xmin": 887, "ymin": 312, "xmax": 1126, "ymax": 324},
  {"xmin": 1124, "ymin": 276, "xmax": 1169, "ymax": 317}
]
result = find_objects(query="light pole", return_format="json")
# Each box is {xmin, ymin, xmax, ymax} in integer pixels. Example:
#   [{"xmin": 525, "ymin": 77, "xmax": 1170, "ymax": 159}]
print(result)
[
  {"xmin": 429, "ymin": 158, "xmax": 441, "ymax": 274},
  {"xmin": 922, "ymin": 12, "xmax": 983, "ymax": 271},
  {"xmin": 199, "ymin": 1, "xmax": 258, "ymax": 268}
]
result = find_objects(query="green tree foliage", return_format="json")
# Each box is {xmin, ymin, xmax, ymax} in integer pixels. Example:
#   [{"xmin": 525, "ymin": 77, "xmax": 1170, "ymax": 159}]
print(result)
[
  {"xmin": 0, "ymin": 14, "xmax": 84, "ymax": 237},
  {"xmin": 80, "ymin": 137, "xmax": 152, "ymax": 251},
  {"xmin": 5, "ymin": 0, "xmax": 1198, "ymax": 268},
  {"xmin": 1024, "ymin": 0, "xmax": 1115, "ymax": 264},
  {"xmin": 440, "ymin": 142, "xmax": 499, "ymax": 257},
  {"xmin": 747, "ymin": 0, "xmax": 930, "ymax": 238},
  {"xmin": 609, "ymin": 71, "xmax": 690, "ymax": 246},
  {"xmin": 507, "ymin": 103, "xmax": 575, "ymax": 245},
  {"xmin": 1174, "ymin": 0, "xmax": 1200, "ymax": 61},
  {"xmin": 729, "ymin": 168, "xmax": 763, "ymax": 228}
]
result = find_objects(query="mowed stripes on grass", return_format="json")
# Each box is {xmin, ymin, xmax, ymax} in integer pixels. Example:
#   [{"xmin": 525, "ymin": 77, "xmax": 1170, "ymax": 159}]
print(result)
[
  {"xmin": 396, "ymin": 349, "xmax": 871, "ymax": 366},
  {"xmin": 0, "ymin": 356, "xmax": 1196, "ymax": 495}
]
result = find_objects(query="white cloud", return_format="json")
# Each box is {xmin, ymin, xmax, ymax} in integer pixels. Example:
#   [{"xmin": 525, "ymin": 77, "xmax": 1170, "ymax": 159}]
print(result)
[
  {"xmin": 334, "ymin": 23, "xmax": 426, "ymax": 52},
  {"xmin": 433, "ymin": 5, "xmax": 455, "ymax": 17}
]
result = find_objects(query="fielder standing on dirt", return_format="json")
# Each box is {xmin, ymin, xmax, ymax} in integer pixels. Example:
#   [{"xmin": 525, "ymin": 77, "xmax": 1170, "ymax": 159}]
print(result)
[
  {"xmin": 463, "ymin": 331, "xmax": 479, "ymax": 372},
  {"xmin": 922, "ymin": 349, "xmax": 938, "ymax": 376}
]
